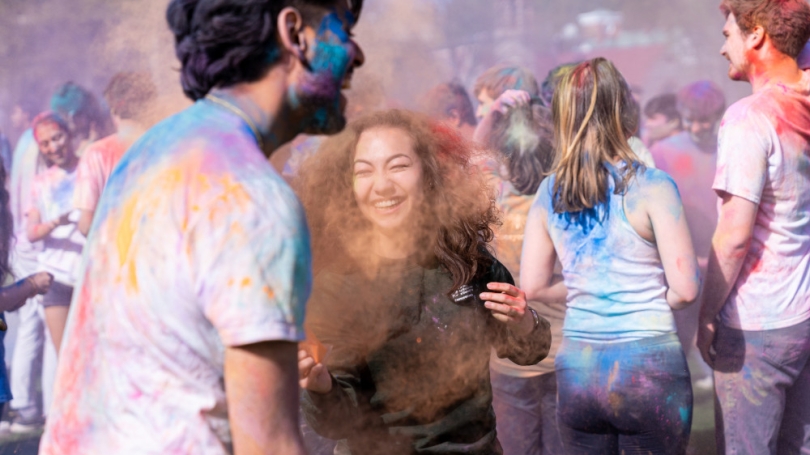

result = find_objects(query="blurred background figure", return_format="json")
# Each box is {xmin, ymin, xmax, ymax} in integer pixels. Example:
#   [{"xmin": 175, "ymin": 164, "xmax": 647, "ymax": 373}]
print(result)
[
  {"xmin": 74, "ymin": 71, "xmax": 158, "ymax": 236},
  {"xmin": 642, "ymin": 93, "xmax": 682, "ymax": 147},
  {"xmin": 650, "ymin": 80, "xmax": 725, "ymax": 392},
  {"xmin": 49, "ymin": 82, "xmax": 113, "ymax": 157},
  {"xmin": 484, "ymin": 95, "xmax": 564, "ymax": 455},
  {"xmin": 25, "ymin": 112, "xmax": 83, "ymax": 357},
  {"xmin": 0, "ymin": 158, "xmax": 53, "ymax": 434},
  {"xmin": 6, "ymin": 96, "xmax": 52, "ymax": 438},
  {"xmin": 473, "ymin": 65, "xmax": 540, "ymax": 123},
  {"xmin": 651, "ymin": 81, "xmax": 725, "ymax": 259},
  {"xmin": 419, "ymin": 81, "xmax": 478, "ymax": 141}
]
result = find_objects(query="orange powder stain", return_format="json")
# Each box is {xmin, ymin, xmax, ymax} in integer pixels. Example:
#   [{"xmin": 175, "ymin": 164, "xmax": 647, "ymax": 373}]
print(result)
[
  {"xmin": 241, "ymin": 277, "xmax": 252, "ymax": 287},
  {"xmin": 607, "ymin": 360, "xmax": 620, "ymax": 390},
  {"xmin": 263, "ymin": 286, "xmax": 275, "ymax": 300},
  {"xmin": 209, "ymin": 174, "xmax": 251, "ymax": 223}
]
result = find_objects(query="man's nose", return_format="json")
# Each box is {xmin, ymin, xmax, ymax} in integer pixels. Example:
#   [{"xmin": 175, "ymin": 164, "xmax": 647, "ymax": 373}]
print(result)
[{"xmin": 352, "ymin": 40, "xmax": 365, "ymax": 69}]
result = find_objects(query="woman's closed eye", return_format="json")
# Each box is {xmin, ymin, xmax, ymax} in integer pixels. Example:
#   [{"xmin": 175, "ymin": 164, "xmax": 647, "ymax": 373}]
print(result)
[
  {"xmin": 389, "ymin": 159, "xmax": 412, "ymax": 172},
  {"xmin": 353, "ymin": 167, "xmax": 373, "ymax": 178}
]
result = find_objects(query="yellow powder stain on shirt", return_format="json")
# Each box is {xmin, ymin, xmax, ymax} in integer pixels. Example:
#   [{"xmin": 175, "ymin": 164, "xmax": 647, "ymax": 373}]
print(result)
[
  {"xmin": 209, "ymin": 175, "xmax": 251, "ymax": 224},
  {"xmin": 114, "ymin": 168, "xmax": 185, "ymax": 294},
  {"xmin": 115, "ymin": 196, "xmax": 141, "ymax": 293},
  {"xmin": 241, "ymin": 277, "xmax": 252, "ymax": 287}
]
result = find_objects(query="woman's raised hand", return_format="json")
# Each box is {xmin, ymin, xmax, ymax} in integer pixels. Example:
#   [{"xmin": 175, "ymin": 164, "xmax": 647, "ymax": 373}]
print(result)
[
  {"xmin": 492, "ymin": 89, "xmax": 532, "ymax": 114},
  {"xmin": 298, "ymin": 348, "xmax": 333, "ymax": 394},
  {"xmin": 480, "ymin": 282, "xmax": 535, "ymax": 335}
]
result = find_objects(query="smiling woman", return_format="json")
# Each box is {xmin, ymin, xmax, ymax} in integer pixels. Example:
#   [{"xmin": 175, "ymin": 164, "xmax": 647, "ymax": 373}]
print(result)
[
  {"xmin": 298, "ymin": 109, "xmax": 500, "ymax": 289},
  {"xmin": 296, "ymin": 109, "xmax": 551, "ymax": 455}
]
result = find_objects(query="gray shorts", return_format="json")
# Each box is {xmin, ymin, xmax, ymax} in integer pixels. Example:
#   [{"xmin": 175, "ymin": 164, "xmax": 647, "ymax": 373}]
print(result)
[{"xmin": 41, "ymin": 282, "xmax": 73, "ymax": 308}]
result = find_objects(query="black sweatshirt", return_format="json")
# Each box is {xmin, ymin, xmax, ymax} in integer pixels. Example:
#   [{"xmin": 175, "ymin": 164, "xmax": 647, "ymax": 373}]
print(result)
[{"xmin": 302, "ymin": 253, "xmax": 551, "ymax": 455}]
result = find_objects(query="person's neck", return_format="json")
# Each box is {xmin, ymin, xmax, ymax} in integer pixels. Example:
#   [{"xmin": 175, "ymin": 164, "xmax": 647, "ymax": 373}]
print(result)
[
  {"xmin": 747, "ymin": 50, "xmax": 804, "ymax": 94},
  {"xmin": 208, "ymin": 66, "xmax": 297, "ymax": 157},
  {"xmin": 373, "ymin": 231, "xmax": 417, "ymax": 260},
  {"xmin": 115, "ymin": 119, "xmax": 147, "ymax": 148},
  {"xmin": 58, "ymin": 155, "xmax": 78, "ymax": 173}
]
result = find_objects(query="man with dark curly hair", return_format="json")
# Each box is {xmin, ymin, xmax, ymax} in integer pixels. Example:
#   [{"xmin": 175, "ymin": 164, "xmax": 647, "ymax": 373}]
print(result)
[
  {"xmin": 695, "ymin": 1, "xmax": 810, "ymax": 454},
  {"xmin": 40, "ymin": 1, "xmax": 364, "ymax": 454}
]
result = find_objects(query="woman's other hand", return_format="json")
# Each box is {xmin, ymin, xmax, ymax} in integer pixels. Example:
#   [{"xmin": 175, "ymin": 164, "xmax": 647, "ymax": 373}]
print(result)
[
  {"xmin": 28, "ymin": 272, "xmax": 53, "ymax": 296},
  {"xmin": 481, "ymin": 282, "xmax": 535, "ymax": 335},
  {"xmin": 298, "ymin": 348, "xmax": 332, "ymax": 394}
]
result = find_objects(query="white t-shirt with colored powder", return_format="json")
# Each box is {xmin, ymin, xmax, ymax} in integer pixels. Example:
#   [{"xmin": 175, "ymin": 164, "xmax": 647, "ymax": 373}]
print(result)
[
  {"xmin": 40, "ymin": 100, "xmax": 312, "ymax": 454},
  {"xmin": 713, "ymin": 70, "xmax": 810, "ymax": 331},
  {"xmin": 30, "ymin": 165, "xmax": 84, "ymax": 286},
  {"xmin": 73, "ymin": 133, "xmax": 129, "ymax": 213}
]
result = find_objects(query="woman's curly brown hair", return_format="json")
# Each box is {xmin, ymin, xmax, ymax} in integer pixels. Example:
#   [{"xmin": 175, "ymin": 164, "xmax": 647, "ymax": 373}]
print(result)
[{"xmin": 296, "ymin": 109, "xmax": 500, "ymax": 292}]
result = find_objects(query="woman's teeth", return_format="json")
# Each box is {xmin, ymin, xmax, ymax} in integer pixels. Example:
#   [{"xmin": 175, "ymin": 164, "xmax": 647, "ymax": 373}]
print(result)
[{"xmin": 374, "ymin": 199, "xmax": 401, "ymax": 209}]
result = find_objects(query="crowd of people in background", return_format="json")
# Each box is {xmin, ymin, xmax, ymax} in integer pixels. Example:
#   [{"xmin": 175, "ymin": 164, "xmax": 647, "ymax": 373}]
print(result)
[{"xmin": 0, "ymin": 0, "xmax": 806, "ymax": 454}]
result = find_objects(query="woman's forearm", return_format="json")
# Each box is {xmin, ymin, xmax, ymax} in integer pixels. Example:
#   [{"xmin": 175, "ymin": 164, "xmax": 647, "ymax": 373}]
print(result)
[
  {"xmin": 0, "ymin": 279, "xmax": 37, "ymax": 312},
  {"xmin": 666, "ymin": 288, "xmax": 695, "ymax": 310},
  {"xmin": 527, "ymin": 275, "xmax": 568, "ymax": 305},
  {"xmin": 27, "ymin": 219, "xmax": 57, "ymax": 242}
]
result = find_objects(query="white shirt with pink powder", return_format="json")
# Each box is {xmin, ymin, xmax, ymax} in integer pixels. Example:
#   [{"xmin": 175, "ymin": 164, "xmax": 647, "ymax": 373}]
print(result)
[
  {"xmin": 713, "ymin": 70, "xmax": 810, "ymax": 331},
  {"xmin": 73, "ymin": 134, "xmax": 129, "ymax": 213}
]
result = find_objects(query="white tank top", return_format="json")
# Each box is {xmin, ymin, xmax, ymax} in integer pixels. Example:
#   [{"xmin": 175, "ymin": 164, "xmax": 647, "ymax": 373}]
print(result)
[{"xmin": 540, "ymin": 168, "xmax": 676, "ymax": 342}]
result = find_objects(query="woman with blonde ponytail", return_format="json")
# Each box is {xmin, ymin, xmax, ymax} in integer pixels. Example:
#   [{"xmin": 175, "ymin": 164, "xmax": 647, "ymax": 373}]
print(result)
[{"xmin": 520, "ymin": 58, "xmax": 700, "ymax": 455}]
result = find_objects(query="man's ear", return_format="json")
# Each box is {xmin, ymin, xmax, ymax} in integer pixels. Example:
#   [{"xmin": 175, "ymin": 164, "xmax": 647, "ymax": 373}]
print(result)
[
  {"xmin": 447, "ymin": 109, "xmax": 463, "ymax": 128},
  {"xmin": 277, "ymin": 7, "xmax": 307, "ymax": 67},
  {"xmin": 747, "ymin": 24, "xmax": 766, "ymax": 50}
]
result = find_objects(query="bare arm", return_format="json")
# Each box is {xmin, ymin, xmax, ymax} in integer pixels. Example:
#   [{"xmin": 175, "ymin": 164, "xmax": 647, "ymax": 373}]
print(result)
[
  {"xmin": 78, "ymin": 209, "xmax": 94, "ymax": 237},
  {"xmin": 696, "ymin": 193, "xmax": 758, "ymax": 367},
  {"xmin": 520, "ymin": 198, "xmax": 568, "ymax": 304},
  {"xmin": 225, "ymin": 341, "xmax": 306, "ymax": 455},
  {"xmin": 0, "ymin": 277, "xmax": 42, "ymax": 313},
  {"xmin": 26, "ymin": 208, "xmax": 68, "ymax": 242},
  {"xmin": 644, "ymin": 175, "xmax": 700, "ymax": 309}
]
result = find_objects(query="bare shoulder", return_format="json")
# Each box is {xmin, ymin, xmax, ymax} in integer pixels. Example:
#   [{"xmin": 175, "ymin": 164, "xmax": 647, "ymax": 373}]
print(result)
[{"xmin": 624, "ymin": 167, "xmax": 682, "ymax": 227}]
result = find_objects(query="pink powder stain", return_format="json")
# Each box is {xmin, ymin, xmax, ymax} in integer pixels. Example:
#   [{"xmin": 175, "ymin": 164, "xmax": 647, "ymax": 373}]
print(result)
[
  {"xmin": 42, "ymin": 279, "xmax": 98, "ymax": 453},
  {"xmin": 672, "ymin": 155, "xmax": 694, "ymax": 176}
]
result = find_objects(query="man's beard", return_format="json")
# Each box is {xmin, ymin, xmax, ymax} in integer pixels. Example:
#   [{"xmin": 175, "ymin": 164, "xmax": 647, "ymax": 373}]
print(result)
[
  {"xmin": 292, "ymin": 72, "xmax": 348, "ymax": 135},
  {"xmin": 298, "ymin": 95, "xmax": 347, "ymax": 135}
]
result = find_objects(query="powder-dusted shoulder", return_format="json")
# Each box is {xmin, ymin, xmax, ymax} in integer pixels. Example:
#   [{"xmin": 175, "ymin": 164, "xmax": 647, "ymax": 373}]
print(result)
[
  {"xmin": 720, "ymin": 89, "xmax": 787, "ymax": 130},
  {"xmin": 531, "ymin": 174, "xmax": 555, "ymax": 210},
  {"xmin": 83, "ymin": 134, "xmax": 125, "ymax": 157},
  {"xmin": 98, "ymin": 102, "xmax": 305, "ymax": 235},
  {"xmin": 634, "ymin": 166, "xmax": 677, "ymax": 188}
]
